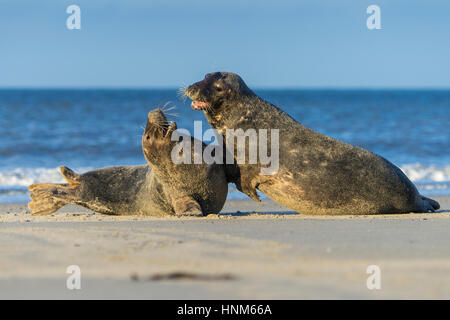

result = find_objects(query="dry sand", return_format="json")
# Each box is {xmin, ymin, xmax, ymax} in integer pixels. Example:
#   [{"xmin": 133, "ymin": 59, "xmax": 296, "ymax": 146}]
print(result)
[{"xmin": 0, "ymin": 197, "xmax": 449, "ymax": 299}]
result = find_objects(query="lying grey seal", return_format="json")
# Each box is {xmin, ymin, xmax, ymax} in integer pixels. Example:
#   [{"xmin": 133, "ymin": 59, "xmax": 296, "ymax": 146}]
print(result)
[
  {"xmin": 185, "ymin": 71, "xmax": 440, "ymax": 214},
  {"xmin": 28, "ymin": 108, "xmax": 228, "ymax": 216}
]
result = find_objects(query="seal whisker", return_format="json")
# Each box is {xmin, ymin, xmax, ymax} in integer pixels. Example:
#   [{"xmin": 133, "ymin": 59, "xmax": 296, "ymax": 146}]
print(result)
[
  {"xmin": 162, "ymin": 106, "xmax": 177, "ymax": 113},
  {"xmin": 159, "ymin": 101, "xmax": 173, "ymax": 111},
  {"xmin": 177, "ymin": 86, "xmax": 188, "ymax": 102}
]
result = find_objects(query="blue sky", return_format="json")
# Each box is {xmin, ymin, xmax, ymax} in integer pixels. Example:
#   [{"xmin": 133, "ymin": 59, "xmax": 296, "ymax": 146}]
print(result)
[{"xmin": 1, "ymin": 0, "xmax": 449, "ymax": 88}]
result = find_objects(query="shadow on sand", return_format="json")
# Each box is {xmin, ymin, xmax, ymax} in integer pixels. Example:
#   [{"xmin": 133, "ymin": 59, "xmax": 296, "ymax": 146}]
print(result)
[{"xmin": 219, "ymin": 210, "xmax": 298, "ymax": 217}]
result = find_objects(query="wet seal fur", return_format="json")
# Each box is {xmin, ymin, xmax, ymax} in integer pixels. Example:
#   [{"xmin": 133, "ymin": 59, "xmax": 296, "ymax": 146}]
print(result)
[
  {"xmin": 185, "ymin": 72, "xmax": 440, "ymax": 215},
  {"xmin": 28, "ymin": 108, "xmax": 228, "ymax": 216}
]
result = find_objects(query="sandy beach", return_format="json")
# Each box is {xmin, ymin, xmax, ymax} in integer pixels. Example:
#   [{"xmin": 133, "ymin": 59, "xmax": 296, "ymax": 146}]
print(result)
[{"xmin": 0, "ymin": 196, "xmax": 449, "ymax": 299}]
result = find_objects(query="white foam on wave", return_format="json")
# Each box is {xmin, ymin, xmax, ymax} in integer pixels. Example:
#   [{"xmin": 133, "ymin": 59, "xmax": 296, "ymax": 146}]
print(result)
[
  {"xmin": 0, "ymin": 164, "xmax": 449, "ymax": 192},
  {"xmin": 400, "ymin": 163, "xmax": 450, "ymax": 183},
  {"xmin": 0, "ymin": 167, "xmax": 93, "ymax": 189}
]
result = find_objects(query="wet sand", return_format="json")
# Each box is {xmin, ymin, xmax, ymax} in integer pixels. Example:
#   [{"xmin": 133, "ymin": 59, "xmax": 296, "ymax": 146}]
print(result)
[{"xmin": 0, "ymin": 197, "xmax": 449, "ymax": 299}]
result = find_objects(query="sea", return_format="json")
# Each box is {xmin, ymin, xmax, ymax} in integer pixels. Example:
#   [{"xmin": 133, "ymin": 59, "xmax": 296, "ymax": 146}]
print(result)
[{"xmin": 0, "ymin": 89, "xmax": 449, "ymax": 203}]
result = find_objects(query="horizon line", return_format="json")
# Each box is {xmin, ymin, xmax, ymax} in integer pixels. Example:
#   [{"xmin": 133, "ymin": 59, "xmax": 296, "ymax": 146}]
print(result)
[{"xmin": 1, "ymin": 86, "xmax": 450, "ymax": 91}]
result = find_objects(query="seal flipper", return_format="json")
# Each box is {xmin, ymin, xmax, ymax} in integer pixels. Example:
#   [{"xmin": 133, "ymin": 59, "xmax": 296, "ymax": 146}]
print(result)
[
  {"xmin": 28, "ymin": 166, "xmax": 82, "ymax": 215},
  {"xmin": 224, "ymin": 163, "xmax": 260, "ymax": 202},
  {"xmin": 235, "ymin": 178, "xmax": 260, "ymax": 202},
  {"xmin": 421, "ymin": 196, "xmax": 440, "ymax": 212},
  {"xmin": 59, "ymin": 166, "xmax": 81, "ymax": 188},
  {"xmin": 172, "ymin": 195, "xmax": 203, "ymax": 217},
  {"xmin": 239, "ymin": 184, "xmax": 260, "ymax": 202},
  {"xmin": 28, "ymin": 183, "xmax": 79, "ymax": 215}
]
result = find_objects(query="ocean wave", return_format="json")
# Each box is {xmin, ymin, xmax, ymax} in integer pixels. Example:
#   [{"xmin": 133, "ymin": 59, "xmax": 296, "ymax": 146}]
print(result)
[
  {"xmin": 0, "ymin": 167, "xmax": 93, "ymax": 190},
  {"xmin": 400, "ymin": 163, "xmax": 450, "ymax": 183},
  {"xmin": 0, "ymin": 164, "xmax": 448, "ymax": 192}
]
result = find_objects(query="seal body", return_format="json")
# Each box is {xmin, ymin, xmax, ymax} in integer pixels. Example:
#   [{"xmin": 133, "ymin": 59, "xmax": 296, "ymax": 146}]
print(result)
[
  {"xmin": 185, "ymin": 72, "xmax": 440, "ymax": 215},
  {"xmin": 28, "ymin": 109, "xmax": 228, "ymax": 216}
]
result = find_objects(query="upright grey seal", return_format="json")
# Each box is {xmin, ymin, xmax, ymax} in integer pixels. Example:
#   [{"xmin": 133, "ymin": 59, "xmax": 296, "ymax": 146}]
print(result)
[
  {"xmin": 28, "ymin": 108, "xmax": 228, "ymax": 216},
  {"xmin": 185, "ymin": 71, "xmax": 440, "ymax": 215}
]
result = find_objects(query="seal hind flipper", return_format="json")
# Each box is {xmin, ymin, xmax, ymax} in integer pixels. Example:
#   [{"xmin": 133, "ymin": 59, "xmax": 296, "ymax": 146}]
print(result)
[
  {"xmin": 59, "ymin": 166, "xmax": 81, "ymax": 188},
  {"xmin": 28, "ymin": 196, "xmax": 65, "ymax": 215},
  {"xmin": 421, "ymin": 196, "xmax": 440, "ymax": 212},
  {"xmin": 28, "ymin": 183, "xmax": 79, "ymax": 215}
]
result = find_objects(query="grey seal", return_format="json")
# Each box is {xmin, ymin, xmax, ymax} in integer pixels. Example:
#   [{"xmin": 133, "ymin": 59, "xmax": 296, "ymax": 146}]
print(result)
[
  {"xmin": 185, "ymin": 71, "xmax": 440, "ymax": 214},
  {"xmin": 28, "ymin": 108, "xmax": 228, "ymax": 216}
]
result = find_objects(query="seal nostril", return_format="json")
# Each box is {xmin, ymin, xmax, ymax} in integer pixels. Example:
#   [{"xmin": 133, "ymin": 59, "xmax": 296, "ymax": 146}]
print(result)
[{"xmin": 146, "ymin": 135, "xmax": 150, "ymax": 141}]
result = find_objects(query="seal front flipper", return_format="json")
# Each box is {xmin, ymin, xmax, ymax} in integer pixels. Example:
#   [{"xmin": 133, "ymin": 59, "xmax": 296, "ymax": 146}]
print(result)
[
  {"xmin": 235, "ymin": 173, "xmax": 260, "ymax": 202},
  {"xmin": 238, "ymin": 182, "xmax": 260, "ymax": 202},
  {"xmin": 225, "ymin": 165, "xmax": 260, "ymax": 202},
  {"xmin": 172, "ymin": 195, "xmax": 203, "ymax": 217}
]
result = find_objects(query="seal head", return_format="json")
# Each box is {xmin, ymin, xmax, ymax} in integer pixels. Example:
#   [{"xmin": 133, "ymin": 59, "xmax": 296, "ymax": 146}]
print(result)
[
  {"xmin": 142, "ymin": 108, "xmax": 177, "ymax": 165},
  {"xmin": 185, "ymin": 72, "xmax": 255, "ymax": 112}
]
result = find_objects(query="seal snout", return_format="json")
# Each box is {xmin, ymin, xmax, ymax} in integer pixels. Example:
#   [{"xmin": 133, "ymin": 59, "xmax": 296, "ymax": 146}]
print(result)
[
  {"xmin": 144, "ymin": 109, "xmax": 169, "ymax": 138},
  {"xmin": 184, "ymin": 87, "xmax": 206, "ymax": 110},
  {"xmin": 185, "ymin": 87, "xmax": 210, "ymax": 111},
  {"xmin": 144, "ymin": 108, "xmax": 179, "ymax": 142},
  {"xmin": 184, "ymin": 79, "xmax": 214, "ymax": 111}
]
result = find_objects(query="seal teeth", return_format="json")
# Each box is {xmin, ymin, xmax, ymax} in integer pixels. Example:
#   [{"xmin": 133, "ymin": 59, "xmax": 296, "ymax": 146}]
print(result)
[{"xmin": 191, "ymin": 100, "xmax": 209, "ymax": 110}]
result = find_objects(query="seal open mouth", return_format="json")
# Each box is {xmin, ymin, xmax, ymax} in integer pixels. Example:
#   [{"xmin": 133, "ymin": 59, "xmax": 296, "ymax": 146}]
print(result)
[{"xmin": 191, "ymin": 100, "xmax": 209, "ymax": 110}]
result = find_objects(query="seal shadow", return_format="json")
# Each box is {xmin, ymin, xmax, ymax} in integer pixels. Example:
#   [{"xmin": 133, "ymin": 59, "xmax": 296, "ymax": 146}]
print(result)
[
  {"xmin": 432, "ymin": 209, "xmax": 448, "ymax": 214},
  {"xmin": 130, "ymin": 271, "xmax": 236, "ymax": 282},
  {"xmin": 219, "ymin": 210, "xmax": 298, "ymax": 217}
]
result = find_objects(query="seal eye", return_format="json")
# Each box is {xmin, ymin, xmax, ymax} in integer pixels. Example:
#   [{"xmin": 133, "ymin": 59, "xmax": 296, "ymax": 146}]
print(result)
[{"xmin": 215, "ymin": 85, "xmax": 223, "ymax": 92}]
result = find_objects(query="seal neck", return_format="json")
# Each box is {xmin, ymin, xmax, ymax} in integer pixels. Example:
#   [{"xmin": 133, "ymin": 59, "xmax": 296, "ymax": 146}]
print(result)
[{"xmin": 205, "ymin": 94, "xmax": 261, "ymax": 134}]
